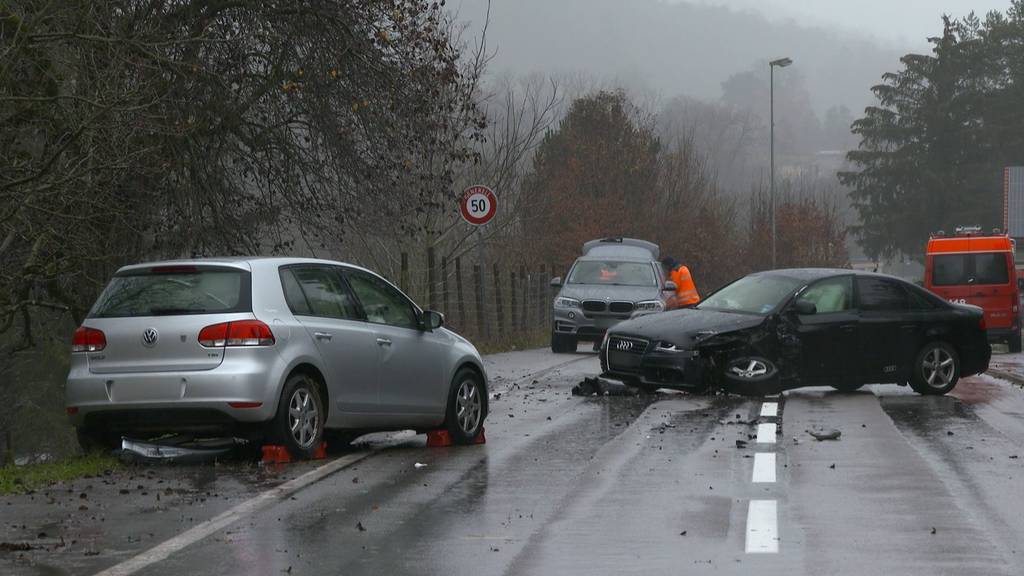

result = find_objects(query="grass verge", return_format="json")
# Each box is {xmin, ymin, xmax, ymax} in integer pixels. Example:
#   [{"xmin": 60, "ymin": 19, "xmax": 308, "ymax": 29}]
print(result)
[{"xmin": 0, "ymin": 453, "xmax": 121, "ymax": 495}]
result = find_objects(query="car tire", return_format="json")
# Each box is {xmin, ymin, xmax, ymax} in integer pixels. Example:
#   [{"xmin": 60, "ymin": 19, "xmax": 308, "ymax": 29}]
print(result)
[
  {"xmin": 909, "ymin": 342, "xmax": 960, "ymax": 396},
  {"xmin": 444, "ymin": 368, "xmax": 487, "ymax": 444},
  {"xmin": 830, "ymin": 382, "xmax": 865, "ymax": 393},
  {"xmin": 271, "ymin": 373, "xmax": 325, "ymax": 459},
  {"xmin": 1009, "ymin": 333, "xmax": 1022, "ymax": 353},
  {"xmin": 551, "ymin": 333, "xmax": 576, "ymax": 354}
]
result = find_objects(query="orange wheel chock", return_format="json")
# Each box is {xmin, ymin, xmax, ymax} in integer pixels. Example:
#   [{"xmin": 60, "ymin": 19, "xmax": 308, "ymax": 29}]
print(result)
[
  {"xmin": 261, "ymin": 441, "xmax": 328, "ymax": 464},
  {"xmin": 426, "ymin": 427, "xmax": 486, "ymax": 447}
]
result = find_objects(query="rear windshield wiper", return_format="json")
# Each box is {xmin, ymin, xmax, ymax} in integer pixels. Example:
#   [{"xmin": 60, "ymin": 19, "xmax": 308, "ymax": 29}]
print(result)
[{"xmin": 148, "ymin": 307, "xmax": 208, "ymax": 316}]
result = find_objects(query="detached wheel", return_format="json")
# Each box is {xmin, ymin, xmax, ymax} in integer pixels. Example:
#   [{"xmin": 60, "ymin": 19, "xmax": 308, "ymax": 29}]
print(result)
[
  {"xmin": 909, "ymin": 342, "xmax": 960, "ymax": 396},
  {"xmin": 444, "ymin": 368, "xmax": 487, "ymax": 444},
  {"xmin": 272, "ymin": 373, "xmax": 325, "ymax": 458}
]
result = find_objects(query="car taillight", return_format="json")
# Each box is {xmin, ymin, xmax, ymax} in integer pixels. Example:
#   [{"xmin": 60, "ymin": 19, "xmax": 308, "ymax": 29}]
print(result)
[
  {"xmin": 71, "ymin": 326, "xmax": 106, "ymax": 353},
  {"xmin": 199, "ymin": 320, "xmax": 274, "ymax": 347},
  {"xmin": 979, "ymin": 316, "xmax": 987, "ymax": 331}
]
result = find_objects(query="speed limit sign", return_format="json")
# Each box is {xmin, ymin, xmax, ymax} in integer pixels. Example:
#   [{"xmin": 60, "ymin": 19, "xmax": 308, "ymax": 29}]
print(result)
[{"xmin": 460, "ymin": 185, "xmax": 497, "ymax": 226}]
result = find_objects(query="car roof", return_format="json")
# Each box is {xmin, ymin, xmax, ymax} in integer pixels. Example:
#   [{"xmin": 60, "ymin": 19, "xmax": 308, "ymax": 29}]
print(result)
[
  {"xmin": 115, "ymin": 257, "xmax": 374, "ymax": 275},
  {"xmin": 753, "ymin": 268, "xmax": 912, "ymax": 283}
]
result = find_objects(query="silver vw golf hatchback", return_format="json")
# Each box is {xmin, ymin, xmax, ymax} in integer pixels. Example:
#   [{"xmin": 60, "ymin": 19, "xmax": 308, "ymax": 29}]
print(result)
[{"xmin": 66, "ymin": 258, "xmax": 488, "ymax": 457}]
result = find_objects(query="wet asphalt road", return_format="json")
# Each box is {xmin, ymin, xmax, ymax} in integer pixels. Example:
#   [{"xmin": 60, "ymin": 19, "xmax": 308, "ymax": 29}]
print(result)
[{"xmin": 4, "ymin": 348, "xmax": 1024, "ymax": 575}]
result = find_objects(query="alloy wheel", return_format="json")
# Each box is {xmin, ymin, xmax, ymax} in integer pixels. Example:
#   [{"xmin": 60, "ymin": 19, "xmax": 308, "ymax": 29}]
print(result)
[
  {"xmin": 455, "ymin": 378, "xmax": 482, "ymax": 435},
  {"xmin": 288, "ymin": 388, "xmax": 319, "ymax": 449},
  {"xmin": 921, "ymin": 347, "xmax": 955, "ymax": 389}
]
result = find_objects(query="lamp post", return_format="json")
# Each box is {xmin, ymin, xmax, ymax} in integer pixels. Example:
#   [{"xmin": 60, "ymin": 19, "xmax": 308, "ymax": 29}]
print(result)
[{"xmin": 769, "ymin": 57, "xmax": 792, "ymax": 269}]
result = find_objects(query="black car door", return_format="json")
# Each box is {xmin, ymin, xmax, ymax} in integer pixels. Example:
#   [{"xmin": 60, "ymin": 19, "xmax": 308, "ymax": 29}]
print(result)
[
  {"xmin": 855, "ymin": 276, "xmax": 917, "ymax": 383},
  {"xmin": 784, "ymin": 275, "xmax": 859, "ymax": 388}
]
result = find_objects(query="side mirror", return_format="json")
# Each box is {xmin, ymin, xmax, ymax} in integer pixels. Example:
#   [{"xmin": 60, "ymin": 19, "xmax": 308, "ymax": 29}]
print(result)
[
  {"xmin": 550, "ymin": 276, "xmax": 563, "ymax": 288},
  {"xmin": 663, "ymin": 280, "xmax": 678, "ymax": 292},
  {"xmin": 791, "ymin": 299, "xmax": 817, "ymax": 316},
  {"xmin": 421, "ymin": 310, "xmax": 444, "ymax": 331}
]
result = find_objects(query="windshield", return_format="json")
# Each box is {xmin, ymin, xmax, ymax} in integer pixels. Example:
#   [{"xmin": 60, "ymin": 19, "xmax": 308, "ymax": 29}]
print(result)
[
  {"xmin": 89, "ymin": 267, "xmax": 250, "ymax": 318},
  {"xmin": 567, "ymin": 260, "xmax": 656, "ymax": 287},
  {"xmin": 697, "ymin": 274, "xmax": 804, "ymax": 315}
]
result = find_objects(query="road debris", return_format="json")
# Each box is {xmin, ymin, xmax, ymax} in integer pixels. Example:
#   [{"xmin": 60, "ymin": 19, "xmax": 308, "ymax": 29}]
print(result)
[
  {"xmin": 806, "ymin": 429, "xmax": 842, "ymax": 441},
  {"xmin": 117, "ymin": 436, "xmax": 242, "ymax": 464},
  {"xmin": 414, "ymin": 463, "xmax": 428, "ymax": 469},
  {"xmin": 572, "ymin": 377, "xmax": 639, "ymax": 396},
  {"xmin": 356, "ymin": 521, "xmax": 366, "ymax": 532}
]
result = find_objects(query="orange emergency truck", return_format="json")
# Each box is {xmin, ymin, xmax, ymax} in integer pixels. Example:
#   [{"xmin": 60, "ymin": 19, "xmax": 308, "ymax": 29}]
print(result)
[{"xmin": 925, "ymin": 226, "xmax": 1021, "ymax": 352}]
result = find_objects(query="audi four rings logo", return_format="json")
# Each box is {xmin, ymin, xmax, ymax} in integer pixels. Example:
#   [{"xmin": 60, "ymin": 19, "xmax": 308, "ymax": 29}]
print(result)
[
  {"xmin": 142, "ymin": 328, "xmax": 159, "ymax": 347},
  {"xmin": 615, "ymin": 340, "xmax": 633, "ymax": 351}
]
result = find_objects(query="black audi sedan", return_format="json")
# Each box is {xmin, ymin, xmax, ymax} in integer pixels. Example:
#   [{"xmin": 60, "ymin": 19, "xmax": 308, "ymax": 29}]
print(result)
[{"xmin": 600, "ymin": 269, "xmax": 991, "ymax": 396}]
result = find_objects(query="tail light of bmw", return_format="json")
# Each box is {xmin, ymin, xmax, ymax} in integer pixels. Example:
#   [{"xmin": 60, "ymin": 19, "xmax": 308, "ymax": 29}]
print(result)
[
  {"xmin": 71, "ymin": 326, "xmax": 106, "ymax": 353},
  {"xmin": 199, "ymin": 320, "xmax": 275, "ymax": 348}
]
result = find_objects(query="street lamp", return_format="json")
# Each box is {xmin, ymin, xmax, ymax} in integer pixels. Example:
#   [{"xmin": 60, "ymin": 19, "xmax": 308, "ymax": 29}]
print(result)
[{"xmin": 769, "ymin": 57, "xmax": 792, "ymax": 269}]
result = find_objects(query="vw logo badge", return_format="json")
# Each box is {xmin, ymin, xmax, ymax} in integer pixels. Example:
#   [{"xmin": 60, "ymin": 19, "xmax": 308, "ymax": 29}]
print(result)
[
  {"xmin": 142, "ymin": 328, "xmax": 159, "ymax": 347},
  {"xmin": 615, "ymin": 339, "xmax": 633, "ymax": 351}
]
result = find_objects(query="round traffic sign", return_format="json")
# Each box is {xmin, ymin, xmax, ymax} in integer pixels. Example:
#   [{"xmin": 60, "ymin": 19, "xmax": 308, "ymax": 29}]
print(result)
[{"xmin": 460, "ymin": 185, "xmax": 497, "ymax": 226}]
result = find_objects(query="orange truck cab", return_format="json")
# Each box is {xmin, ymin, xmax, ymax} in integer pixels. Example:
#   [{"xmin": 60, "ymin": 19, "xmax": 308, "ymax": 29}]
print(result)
[{"xmin": 925, "ymin": 226, "xmax": 1021, "ymax": 352}]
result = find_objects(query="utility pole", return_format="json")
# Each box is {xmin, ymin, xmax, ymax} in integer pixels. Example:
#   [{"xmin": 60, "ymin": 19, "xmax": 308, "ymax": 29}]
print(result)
[{"xmin": 769, "ymin": 57, "xmax": 793, "ymax": 269}]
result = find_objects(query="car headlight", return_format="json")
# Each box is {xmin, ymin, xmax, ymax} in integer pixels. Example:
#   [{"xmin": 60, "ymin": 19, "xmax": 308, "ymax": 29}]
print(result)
[
  {"xmin": 635, "ymin": 300, "xmax": 665, "ymax": 312},
  {"xmin": 654, "ymin": 340, "xmax": 687, "ymax": 353},
  {"xmin": 554, "ymin": 296, "xmax": 581, "ymax": 310}
]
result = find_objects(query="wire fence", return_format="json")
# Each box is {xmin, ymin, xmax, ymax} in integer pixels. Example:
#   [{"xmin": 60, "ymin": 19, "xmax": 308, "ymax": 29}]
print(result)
[{"xmin": 391, "ymin": 248, "xmax": 571, "ymax": 350}]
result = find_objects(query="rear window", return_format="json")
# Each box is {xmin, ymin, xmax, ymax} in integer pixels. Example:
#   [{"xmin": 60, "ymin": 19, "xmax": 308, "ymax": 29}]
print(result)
[
  {"xmin": 567, "ymin": 260, "xmax": 656, "ymax": 287},
  {"xmin": 932, "ymin": 253, "xmax": 1009, "ymax": 286},
  {"xmin": 89, "ymin": 266, "xmax": 250, "ymax": 318}
]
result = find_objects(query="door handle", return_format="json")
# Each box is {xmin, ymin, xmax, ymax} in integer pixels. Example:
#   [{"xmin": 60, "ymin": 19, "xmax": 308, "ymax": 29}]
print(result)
[
  {"xmin": 376, "ymin": 337, "xmax": 392, "ymax": 346},
  {"xmin": 314, "ymin": 332, "xmax": 333, "ymax": 341}
]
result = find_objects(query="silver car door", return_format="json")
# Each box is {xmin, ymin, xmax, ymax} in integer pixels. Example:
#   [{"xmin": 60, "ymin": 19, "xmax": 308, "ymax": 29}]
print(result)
[
  {"xmin": 281, "ymin": 266, "xmax": 380, "ymax": 425},
  {"xmin": 344, "ymin": 269, "xmax": 446, "ymax": 423}
]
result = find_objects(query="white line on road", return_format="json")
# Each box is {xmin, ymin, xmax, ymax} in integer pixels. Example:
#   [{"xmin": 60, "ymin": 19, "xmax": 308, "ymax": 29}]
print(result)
[
  {"xmin": 760, "ymin": 402, "xmax": 778, "ymax": 418},
  {"xmin": 93, "ymin": 451, "xmax": 373, "ymax": 576},
  {"xmin": 745, "ymin": 500, "xmax": 779, "ymax": 553},
  {"xmin": 756, "ymin": 423, "xmax": 777, "ymax": 443},
  {"xmin": 752, "ymin": 452, "xmax": 776, "ymax": 483}
]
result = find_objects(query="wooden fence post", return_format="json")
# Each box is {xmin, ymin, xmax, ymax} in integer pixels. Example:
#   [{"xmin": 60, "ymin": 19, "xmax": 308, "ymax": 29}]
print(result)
[
  {"xmin": 456, "ymin": 257, "xmax": 466, "ymax": 329},
  {"xmin": 521, "ymin": 265, "xmax": 529, "ymax": 333},
  {"xmin": 427, "ymin": 247, "xmax": 437, "ymax": 311},
  {"xmin": 474, "ymin": 263, "xmax": 486, "ymax": 339},
  {"xmin": 400, "ymin": 252, "xmax": 409, "ymax": 293},
  {"xmin": 441, "ymin": 256, "xmax": 450, "ymax": 319},
  {"xmin": 509, "ymin": 268, "xmax": 519, "ymax": 335},
  {"xmin": 492, "ymin": 262, "xmax": 505, "ymax": 337}
]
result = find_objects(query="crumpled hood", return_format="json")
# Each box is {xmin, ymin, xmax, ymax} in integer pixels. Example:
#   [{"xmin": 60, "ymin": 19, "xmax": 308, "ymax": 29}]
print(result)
[
  {"xmin": 609, "ymin": 308, "xmax": 766, "ymax": 348},
  {"xmin": 558, "ymin": 284, "xmax": 662, "ymax": 302}
]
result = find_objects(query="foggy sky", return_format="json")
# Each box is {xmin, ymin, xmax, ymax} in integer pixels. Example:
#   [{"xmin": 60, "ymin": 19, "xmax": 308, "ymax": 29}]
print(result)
[
  {"xmin": 454, "ymin": 0, "xmax": 1016, "ymax": 116},
  {"xmin": 687, "ymin": 0, "xmax": 1015, "ymax": 48}
]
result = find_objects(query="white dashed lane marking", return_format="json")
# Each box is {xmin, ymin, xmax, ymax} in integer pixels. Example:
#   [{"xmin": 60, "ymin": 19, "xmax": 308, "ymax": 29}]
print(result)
[
  {"xmin": 745, "ymin": 500, "xmax": 780, "ymax": 553},
  {"xmin": 752, "ymin": 452, "xmax": 776, "ymax": 483},
  {"xmin": 756, "ymin": 422, "xmax": 777, "ymax": 444},
  {"xmin": 760, "ymin": 402, "xmax": 778, "ymax": 417}
]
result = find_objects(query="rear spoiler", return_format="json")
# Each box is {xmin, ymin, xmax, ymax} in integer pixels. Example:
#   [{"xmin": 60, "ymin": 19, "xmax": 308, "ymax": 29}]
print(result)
[{"xmin": 582, "ymin": 238, "xmax": 660, "ymax": 260}]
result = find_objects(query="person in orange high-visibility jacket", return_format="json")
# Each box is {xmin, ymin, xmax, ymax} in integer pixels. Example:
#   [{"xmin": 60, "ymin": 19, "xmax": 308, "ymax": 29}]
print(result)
[{"xmin": 662, "ymin": 257, "xmax": 700, "ymax": 310}]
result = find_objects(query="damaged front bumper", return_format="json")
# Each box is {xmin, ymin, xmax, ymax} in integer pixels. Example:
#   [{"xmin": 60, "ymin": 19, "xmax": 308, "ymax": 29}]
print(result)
[{"xmin": 600, "ymin": 343, "xmax": 708, "ymax": 391}]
